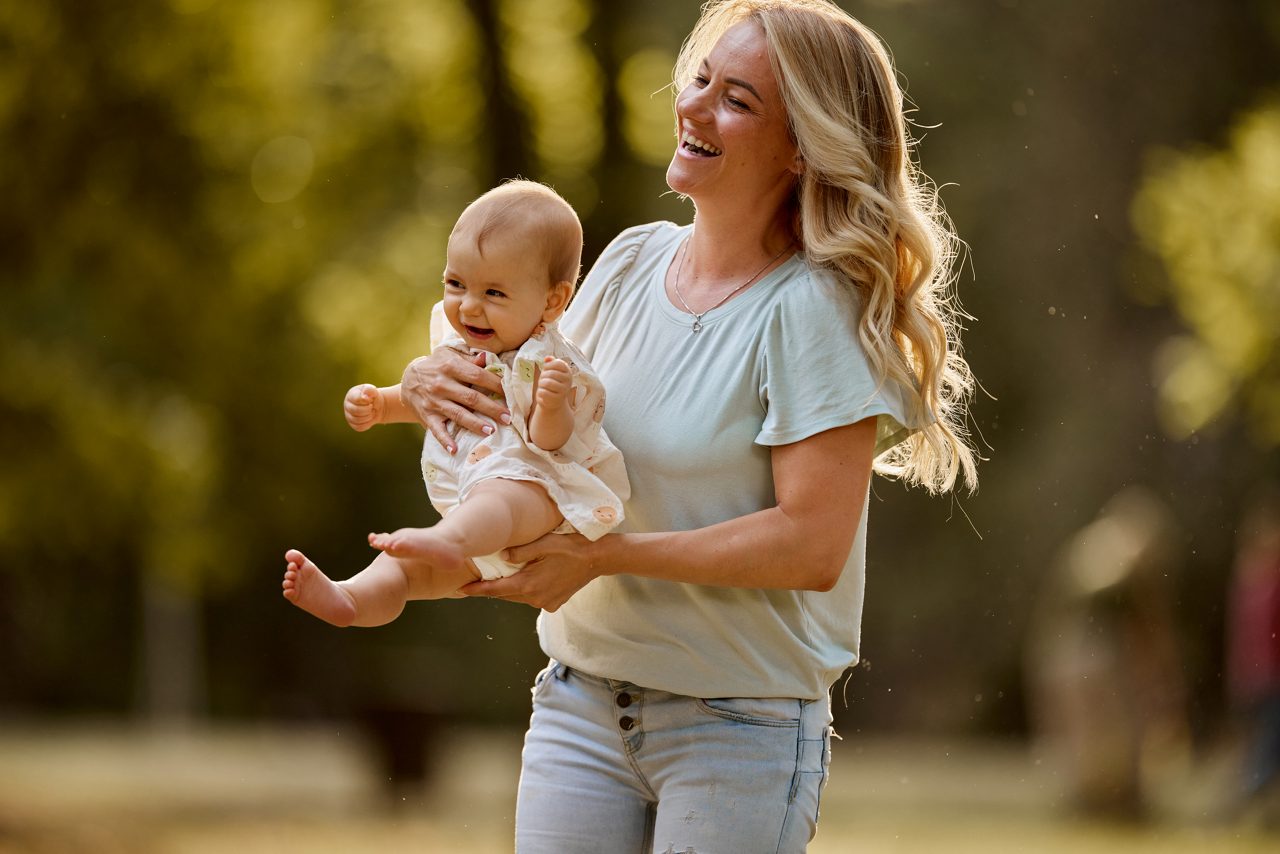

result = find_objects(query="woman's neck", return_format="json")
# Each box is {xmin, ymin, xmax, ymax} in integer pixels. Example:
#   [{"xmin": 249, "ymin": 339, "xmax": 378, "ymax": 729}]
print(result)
[{"xmin": 684, "ymin": 203, "xmax": 795, "ymax": 283}]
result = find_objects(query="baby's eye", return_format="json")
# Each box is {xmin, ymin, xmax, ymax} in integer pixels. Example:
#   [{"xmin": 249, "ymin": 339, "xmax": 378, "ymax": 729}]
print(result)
[
  {"xmin": 443, "ymin": 278, "xmax": 463, "ymax": 290},
  {"xmin": 486, "ymin": 288, "xmax": 507, "ymax": 298}
]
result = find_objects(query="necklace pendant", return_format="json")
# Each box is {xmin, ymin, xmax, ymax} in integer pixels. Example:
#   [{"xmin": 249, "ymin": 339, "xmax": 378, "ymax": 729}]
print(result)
[{"xmin": 691, "ymin": 318, "xmax": 703, "ymax": 334}]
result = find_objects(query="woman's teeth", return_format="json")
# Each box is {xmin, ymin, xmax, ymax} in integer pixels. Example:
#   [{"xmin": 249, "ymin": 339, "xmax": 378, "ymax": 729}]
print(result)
[{"xmin": 681, "ymin": 131, "xmax": 722, "ymax": 156}]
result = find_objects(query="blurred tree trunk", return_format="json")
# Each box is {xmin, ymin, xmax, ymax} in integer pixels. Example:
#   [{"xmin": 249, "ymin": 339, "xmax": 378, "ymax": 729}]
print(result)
[
  {"xmin": 138, "ymin": 575, "xmax": 206, "ymax": 726},
  {"xmin": 584, "ymin": 0, "xmax": 632, "ymax": 257},
  {"xmin": 467, "ymin": 0, "xmax": 534, "ymax": 185}
]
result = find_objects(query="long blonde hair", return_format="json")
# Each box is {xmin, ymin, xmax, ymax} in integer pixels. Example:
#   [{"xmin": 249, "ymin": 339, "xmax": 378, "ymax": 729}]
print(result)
[{"xmin": 674, "ymin": 0, "xmax": 977, "ymax": 493}]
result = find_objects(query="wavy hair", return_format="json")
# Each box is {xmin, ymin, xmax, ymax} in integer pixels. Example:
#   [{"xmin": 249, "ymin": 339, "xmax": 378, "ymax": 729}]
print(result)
[{"xmin": 674, "ymin": 0, "xmax": 978, "ymax": 493}]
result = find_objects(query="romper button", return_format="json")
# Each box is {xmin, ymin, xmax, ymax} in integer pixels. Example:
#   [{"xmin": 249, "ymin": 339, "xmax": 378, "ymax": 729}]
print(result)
[
  {"xmin": 618, "ymin": 715, "xmax": 636, "ymax": 731},
  {"xmin": 616, "ymin": 692, "xmax": 632, "ymax": 708}
]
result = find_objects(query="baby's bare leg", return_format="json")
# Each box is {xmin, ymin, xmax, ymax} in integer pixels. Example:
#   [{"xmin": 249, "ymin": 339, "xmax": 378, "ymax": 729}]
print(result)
[
  {"xmin": 369, "ymin": 479, "xmax": 562, "ymax": 583},
  {"xmin": 283, "ymin": 549, "xmax": 418, "ymax": 628}
]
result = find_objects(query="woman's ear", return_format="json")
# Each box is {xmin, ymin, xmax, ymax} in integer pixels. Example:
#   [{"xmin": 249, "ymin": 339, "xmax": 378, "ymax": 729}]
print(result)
[
  {"xmin": 789, "ymin": 149, "xmax": 805, "ymax": 176},
  {"xmin": 542, "ymin": 281, "xmax": 573, "ymax": 321}
]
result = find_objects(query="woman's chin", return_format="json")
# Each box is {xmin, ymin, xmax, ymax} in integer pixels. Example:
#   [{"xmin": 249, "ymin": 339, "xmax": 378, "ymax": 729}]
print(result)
[{"xmin": 665, "ymin": 162, "xmax": 704, "ymax": 198}]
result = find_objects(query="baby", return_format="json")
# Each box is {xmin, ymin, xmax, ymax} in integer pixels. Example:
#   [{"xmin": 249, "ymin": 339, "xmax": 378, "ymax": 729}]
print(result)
[{"xmin": 283, "ymin": 181, "xmax": 628, "ymax": 627}]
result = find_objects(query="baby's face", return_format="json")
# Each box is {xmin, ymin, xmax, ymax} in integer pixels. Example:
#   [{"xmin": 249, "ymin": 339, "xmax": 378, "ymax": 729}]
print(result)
[{"xmin": 442, "ymin": 231, "xmax": 554, "ymax": 353}]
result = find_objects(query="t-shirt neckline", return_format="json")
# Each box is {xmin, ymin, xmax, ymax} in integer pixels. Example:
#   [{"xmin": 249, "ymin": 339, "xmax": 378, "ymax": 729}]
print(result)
[{"xmin": 651, "ymin": 223, "xmax": 803, "ymax": 332}]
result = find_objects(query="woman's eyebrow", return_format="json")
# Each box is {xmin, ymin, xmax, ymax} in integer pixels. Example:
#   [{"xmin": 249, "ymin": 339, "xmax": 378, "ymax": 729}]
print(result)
[{"xmin": 700, "ymin": 59, "xmax": 764, "ymax": 104}]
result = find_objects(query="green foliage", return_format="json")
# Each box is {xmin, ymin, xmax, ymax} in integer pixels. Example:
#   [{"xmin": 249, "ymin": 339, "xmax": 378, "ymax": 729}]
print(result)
[
  {"xmin": 0, "ymin": 0, "xmax": 685, "ymax": 719},
  {"xmin": 1134, "ymin": 100, "xmax": 1280, "ymax": 446},
  {"xmin": 2, "ymin": 0, "xmax": 1276, "ymax": 738}
]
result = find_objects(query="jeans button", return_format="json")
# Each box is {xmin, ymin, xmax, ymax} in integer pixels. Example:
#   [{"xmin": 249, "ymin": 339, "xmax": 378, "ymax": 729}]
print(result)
[
  {"xmin": 616, "ymin": 692, "xmax": 632, "ymax": 708},
  {"xmin": 618, "ymin": 715, "xmax": 636, "ymax": 731}
]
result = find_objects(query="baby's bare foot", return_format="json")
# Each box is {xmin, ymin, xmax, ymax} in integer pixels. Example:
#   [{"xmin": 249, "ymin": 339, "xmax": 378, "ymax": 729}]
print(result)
[
  {"xmin": 368, "ymin": 529, "xmax": 479, "ymax": 598},
  {"xmin": 282, "ymin": 549, "xmax": 357, "ymax": 627}
]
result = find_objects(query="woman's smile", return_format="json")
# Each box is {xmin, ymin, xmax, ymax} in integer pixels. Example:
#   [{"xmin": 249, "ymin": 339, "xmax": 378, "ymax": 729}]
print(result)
[
  {"xmin": 680, "ymin": 130, "xmax": 723, "ymax": 157},
  {"xmin": 666, "ymin": 21, "xmax": 799, "ymax": 206}
]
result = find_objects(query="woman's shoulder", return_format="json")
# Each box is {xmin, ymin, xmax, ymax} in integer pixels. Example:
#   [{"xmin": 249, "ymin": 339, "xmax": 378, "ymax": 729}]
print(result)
[
  {"xmin": 764, "ymin": 254, "xmax": 859, "ymax": 321},
  {"xmin": 595, "ymin": 221, "xmax": 684, "ymax": 269},
  {"xmin": 579, "ymin": 221, "xmax": 683, "ymax": 299}
]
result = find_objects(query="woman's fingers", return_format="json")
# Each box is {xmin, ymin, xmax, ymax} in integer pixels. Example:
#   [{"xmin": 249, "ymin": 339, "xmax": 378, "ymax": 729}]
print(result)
[
  {"xmin": 425, "ymin": 414, "xmax": 455, "ymax": 453},
  {"xmin": 438, "ymin": 354, "xmax": 507, "ymax": 415},
  {"xmin": 400, "ymin": 350, "xmax": 510, "ymax": 430}
]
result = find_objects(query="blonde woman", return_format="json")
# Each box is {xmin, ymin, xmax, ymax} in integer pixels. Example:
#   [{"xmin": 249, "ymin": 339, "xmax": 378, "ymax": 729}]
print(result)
[{"xmin": 399, "ymin": 1, "xmax": 976, "ymax": 849}]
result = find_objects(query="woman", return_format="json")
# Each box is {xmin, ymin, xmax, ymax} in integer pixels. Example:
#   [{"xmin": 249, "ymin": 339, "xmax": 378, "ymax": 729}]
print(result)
[{"xmin": 401, "ymin": 1, "xmax": 976, "ymax": 850}]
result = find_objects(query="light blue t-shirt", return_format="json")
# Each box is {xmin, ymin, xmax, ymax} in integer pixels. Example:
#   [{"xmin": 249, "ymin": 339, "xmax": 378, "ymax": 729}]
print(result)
[{"xmin": 543, "ymin": 222, "xmax": 918, "ymax": 700}]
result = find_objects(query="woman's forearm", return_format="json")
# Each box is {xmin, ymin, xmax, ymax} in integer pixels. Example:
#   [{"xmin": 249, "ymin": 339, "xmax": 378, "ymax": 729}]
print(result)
[
  {"xmin": 589, "ymin": 419, "xmax": 877, "ymax": 592},
  {"xmin": 594, "ymin": 508, "xmax": 848, "ymax": 591}
]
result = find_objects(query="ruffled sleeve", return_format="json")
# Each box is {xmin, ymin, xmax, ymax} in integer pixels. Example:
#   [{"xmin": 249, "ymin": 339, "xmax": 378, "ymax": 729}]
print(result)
[
  {"xmin": 755, "ymin": 268, "xmax": 921, "ymax": 457},
  {"xmin": 562, "ymin": 222, "xmax": 667, "ymax": 360}
]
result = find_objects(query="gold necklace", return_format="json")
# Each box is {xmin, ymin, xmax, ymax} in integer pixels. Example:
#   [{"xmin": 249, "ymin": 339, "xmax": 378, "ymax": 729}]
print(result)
[{"xmin": 672, "ymin": 238, "xmax": 793, "ymax": 334}]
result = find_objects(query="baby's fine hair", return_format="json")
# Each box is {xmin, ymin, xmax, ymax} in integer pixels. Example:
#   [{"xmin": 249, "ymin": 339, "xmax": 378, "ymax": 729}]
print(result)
[{"xmin": 454, "ymin": 180, "xmax": 584, "ymax": 289}]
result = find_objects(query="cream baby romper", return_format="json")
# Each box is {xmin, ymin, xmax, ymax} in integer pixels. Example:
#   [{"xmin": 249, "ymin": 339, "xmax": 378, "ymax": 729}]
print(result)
[{"xmin": 421, "ymin": 304, "xmax": 629, "ymax": 580}]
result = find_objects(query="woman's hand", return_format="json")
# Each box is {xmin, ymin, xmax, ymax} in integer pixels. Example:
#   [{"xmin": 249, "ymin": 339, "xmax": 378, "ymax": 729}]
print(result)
[
  {"xmin": 460, "ymin": 532, "xmax": 604, "ymax": 611},
  {"xmin": 401, "ymin": 349, "xmax": 510, "ymax": 452}
]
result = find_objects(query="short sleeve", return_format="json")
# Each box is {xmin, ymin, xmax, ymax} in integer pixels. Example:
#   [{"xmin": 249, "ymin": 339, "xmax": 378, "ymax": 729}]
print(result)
[
  {"xmin": 562, "ymin": 222, "xmax": 667, "ymax": 358},
  {"xmin": 755, "ymin": 270, "xmax": 920, "ymax": 456}
]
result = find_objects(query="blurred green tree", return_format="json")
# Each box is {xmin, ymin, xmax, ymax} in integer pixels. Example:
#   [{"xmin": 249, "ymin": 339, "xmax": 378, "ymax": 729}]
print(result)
[
  {"xmin": 4, "ymin": 0, "xmax": 1276, "ymax": 748},
  {"xmin": 1134, "ymin": 100, "xmax": 1280, "ymax": 448},
  {"xmin": 0, "ymin": 0, "xmax": 680, "ymax": 723}
]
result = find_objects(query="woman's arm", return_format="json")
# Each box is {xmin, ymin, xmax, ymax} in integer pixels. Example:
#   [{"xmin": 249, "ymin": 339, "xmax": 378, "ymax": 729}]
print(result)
[
  {"xmin": 400, "ymin": 349, "xmax": 510, "ymax": 452},
  {"xmin": 463, "ymin": 417, "xmax": 878, "ymax": 609}
]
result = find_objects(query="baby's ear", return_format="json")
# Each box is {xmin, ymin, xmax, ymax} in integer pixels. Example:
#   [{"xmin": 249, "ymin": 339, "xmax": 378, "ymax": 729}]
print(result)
[{"xmin": 542, "ymin": 280, "xmax": 573, "ymax": 321}]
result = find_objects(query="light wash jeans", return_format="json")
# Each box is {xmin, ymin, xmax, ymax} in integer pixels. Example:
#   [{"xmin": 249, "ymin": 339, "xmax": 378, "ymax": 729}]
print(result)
[{"xmin": 515, "ymin": 660, "xmax": 833, "ymax": 854}]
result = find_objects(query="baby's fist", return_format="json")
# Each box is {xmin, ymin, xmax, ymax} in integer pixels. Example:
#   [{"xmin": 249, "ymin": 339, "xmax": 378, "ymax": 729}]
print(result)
[
  {"xmin": 535, "ymin": 357, "xmax": 572, "ymax": 409},
  {"xmin": 344, "ymin": 383, "xmax": 383, "ymax": 431}
]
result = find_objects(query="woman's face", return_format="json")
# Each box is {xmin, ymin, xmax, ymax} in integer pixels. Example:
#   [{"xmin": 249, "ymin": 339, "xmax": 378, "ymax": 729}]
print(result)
[{"xmin": 666, "ymin": 20, "xmax": 799, "ymax": 210}]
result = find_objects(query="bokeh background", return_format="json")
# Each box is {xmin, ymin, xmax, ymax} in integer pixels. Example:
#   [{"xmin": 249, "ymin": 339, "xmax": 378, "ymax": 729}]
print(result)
[{"xmin": 2, "ymin": 0, "xmax": 1279, "ymax": 850}]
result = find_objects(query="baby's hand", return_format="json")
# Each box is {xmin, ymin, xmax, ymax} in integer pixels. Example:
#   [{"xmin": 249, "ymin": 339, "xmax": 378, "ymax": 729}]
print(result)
[
  {"xmin": 344, "ymin": 383, "xmax": 384, "ymax": 432},
  {"xmin": 535, "ymin": 357, "xmax": 572, "ymax": 410}
]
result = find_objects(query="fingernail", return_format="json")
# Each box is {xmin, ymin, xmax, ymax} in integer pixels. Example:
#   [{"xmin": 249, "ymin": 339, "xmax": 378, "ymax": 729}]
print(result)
[
  {"xmin": 500, "ymin": 412, "xmax": 512, "ymax": 424},
  {"xmin": 482, "ymin": 424, "xmax": 494, "ymax": 435},
  {"xmin": 448, "ymin": 444, "xmax": 457, "ymax": 455}
]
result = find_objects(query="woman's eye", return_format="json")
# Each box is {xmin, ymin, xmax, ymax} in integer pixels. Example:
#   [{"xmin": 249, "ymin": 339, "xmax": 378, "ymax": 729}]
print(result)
[
  {"xmin": 693, "ymin": 75, "xmax": 709, "ymax": 87},
  {"xmin": 728, "ymin": 97, "xmax": 749, "ymax": 110}
]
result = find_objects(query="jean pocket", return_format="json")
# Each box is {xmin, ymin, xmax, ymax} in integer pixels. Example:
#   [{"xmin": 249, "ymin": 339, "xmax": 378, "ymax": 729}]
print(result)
[
  {"xmin": 531, "ymin": 660, "xmax": 560, "ymax": 700},
  {"xmin": 695, "ymin": 696, "xmax": 802, "ymax": 727}
]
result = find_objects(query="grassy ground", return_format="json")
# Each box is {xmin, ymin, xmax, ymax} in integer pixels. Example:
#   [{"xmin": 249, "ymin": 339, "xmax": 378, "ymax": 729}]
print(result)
[{"xmin": 0, "ymin": 721, "xmax": 1274, "ymax": 853}]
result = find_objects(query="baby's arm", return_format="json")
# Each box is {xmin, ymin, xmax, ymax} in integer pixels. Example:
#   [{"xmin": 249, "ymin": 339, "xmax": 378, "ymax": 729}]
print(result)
[
  {"xmin": 344, "ymin": 383, "xmax": 419, "ymax": 432},
  {"xmin": 527, "ymin": 358, "xmax": 575, "ymax": 452}
]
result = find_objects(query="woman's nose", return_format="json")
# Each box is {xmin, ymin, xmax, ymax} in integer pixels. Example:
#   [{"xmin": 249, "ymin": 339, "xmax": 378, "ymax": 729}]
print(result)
[{"xmin": 677, "ymin": 83, "xmax": 712, "ymax": 122}]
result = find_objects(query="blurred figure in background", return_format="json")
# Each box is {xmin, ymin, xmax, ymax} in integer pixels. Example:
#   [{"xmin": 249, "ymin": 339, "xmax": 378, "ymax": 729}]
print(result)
[
  {"xmin": 1226, "ymin": 485, "xmax": 1280, "ymax": 822},
  {"xmin": 1025, "ymin": 485, "xmax": 1189, "ymax": 820}
]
